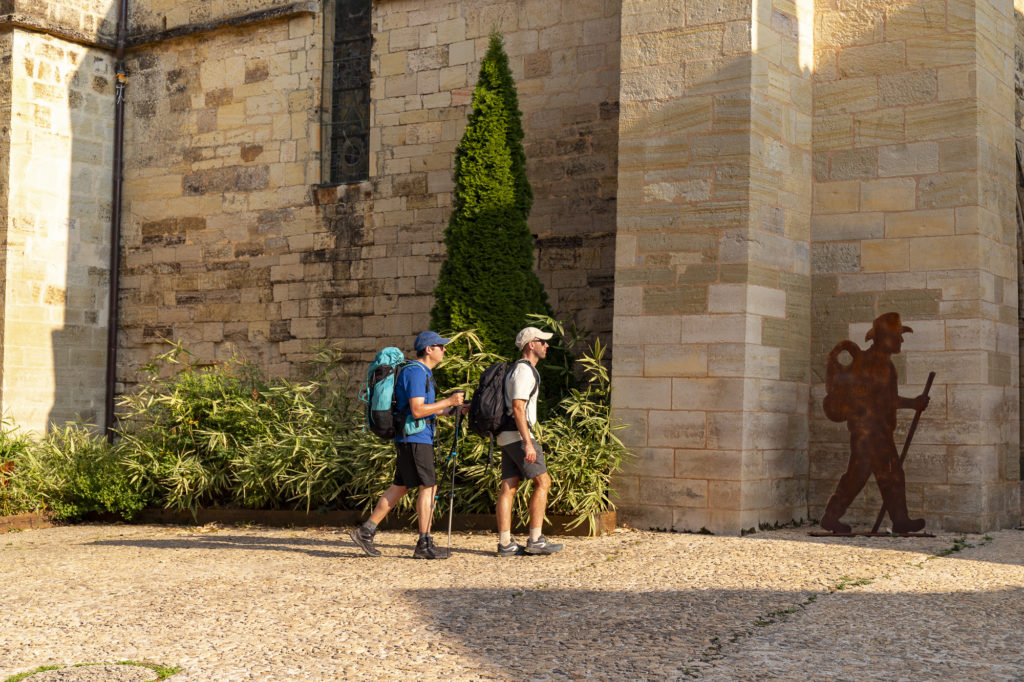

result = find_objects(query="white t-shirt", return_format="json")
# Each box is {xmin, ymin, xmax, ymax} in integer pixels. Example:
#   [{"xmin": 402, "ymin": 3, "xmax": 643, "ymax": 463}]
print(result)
[{"xmin": 496, "ymin": 361, "xmax": 540, "ymax": 446}]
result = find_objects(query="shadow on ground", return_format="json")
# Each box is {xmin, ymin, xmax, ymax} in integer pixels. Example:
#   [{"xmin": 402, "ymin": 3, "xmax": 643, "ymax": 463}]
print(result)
[
  {"xmin": 403, "ymin": 584, "xmax": 1024, "ymax": 679},
  {"xmin": 739, "ymin": 528, "xmax": 1024, "ymax": 568},
  {"xmin": 87, "ymin": 532, "xmax": 496, "ymax": 558}
]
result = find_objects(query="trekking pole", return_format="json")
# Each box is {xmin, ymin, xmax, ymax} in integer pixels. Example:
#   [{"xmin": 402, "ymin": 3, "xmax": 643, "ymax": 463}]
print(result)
[
  {"xmin": 871, "ymin": 371, "xmax": 935, "ymax": 533},
  {"xmin": 445, "ymin": 396, "xmax": 465, "ymax": 559}
]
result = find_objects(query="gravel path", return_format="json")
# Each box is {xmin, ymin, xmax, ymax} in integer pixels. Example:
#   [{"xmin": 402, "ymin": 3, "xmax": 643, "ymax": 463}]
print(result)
[{"xmin": 1, "ymin": 523, "xmax": 1021, "ymax": 680}]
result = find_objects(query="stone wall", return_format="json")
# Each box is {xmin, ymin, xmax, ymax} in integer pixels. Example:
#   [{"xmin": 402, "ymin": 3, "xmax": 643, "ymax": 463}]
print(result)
[
  {"xmin": 361, "ymin": 0, "xmax": 621, "ymax": 347},
  {"xmin": 0, "ymin": 0, "xmax": 116, "ymax": 46},
  {"xmin": 1015, "ymin": 0, "xmax": 1024, "ymax": 502},
  {"xmin": 119, "ymin": 6, "xmax": 323, "ymax": 377},
  {"xmin": 611, "ymin": 0, "xmax": 813, "ymax": 534},
  {"xmin": 809, "ymin": 0, "xmax": 1020, "ymax": 532},
  {"xmin": 117, "ymin": 0, "xmax": 621, "ymax": 387},
  {"xmin": 0, "ymin": 30, "xmax": 11, "ymax": 418},
  {"xmin": 1016, "ymin": 0, "xmax": 1024, "ymax": 145},
  {"xmin": 127, "ymin": 0, "xmax": 305, "ymax": 39},
  {"xmin": 0, "ymin": 17, "xmax": 115, "ymax": 431}
]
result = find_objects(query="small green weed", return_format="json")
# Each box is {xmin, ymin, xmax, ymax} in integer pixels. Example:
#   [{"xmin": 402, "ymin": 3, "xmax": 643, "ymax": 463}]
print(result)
[
  {"xmin": 4, "ymin": 665, "xmax": 61, "ymax": 682},
  {"xmin": 910, "ymin": 533, "xmax": 994, "ymax": 568},
  {"xmin": 934, "ymin": 535, "xmax": 973, "ymax": 557},
  {"xmin": 4, "ymin": 661, "xmax": 181, "ymax": 681},
  {"xmin": 116, "ymin": 661, "xmax": 182, "ymax": 678},
  {"xmin": 832, "ymin": 575, "xmax": 873, "ymax": 591},
  {"xmin": 757, "ymin": 518, "xmax": 810, "ymax": 532}
]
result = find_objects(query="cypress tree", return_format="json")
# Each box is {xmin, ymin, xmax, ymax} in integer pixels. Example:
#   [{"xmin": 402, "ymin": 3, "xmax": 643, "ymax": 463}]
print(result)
[{"xmin": 430, "ymin": 32, "xmax": 552, "ymax": 355}]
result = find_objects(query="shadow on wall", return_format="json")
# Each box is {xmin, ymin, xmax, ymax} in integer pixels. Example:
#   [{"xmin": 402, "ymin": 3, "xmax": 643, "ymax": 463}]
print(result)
[
  {"xmin": 614, "ymin": 2, "xmax": 814, "ymax": 533},
  {"xmin": 1016, "ymin": 6, "xmax": 1024, "ymax": 494},
  {"xmin": 809, "ymin": 1, "xmax": 1022, "ymax": 527},
  {"xmin": 46, "ymin": 1, "xmax": 119, "ymax": 431}
]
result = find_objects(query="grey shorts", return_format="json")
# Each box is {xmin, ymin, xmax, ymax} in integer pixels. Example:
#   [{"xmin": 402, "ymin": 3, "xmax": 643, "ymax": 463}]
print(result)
[{"xmin": 500, "ymin": 437, "xmax": 547, "ymax": 481}]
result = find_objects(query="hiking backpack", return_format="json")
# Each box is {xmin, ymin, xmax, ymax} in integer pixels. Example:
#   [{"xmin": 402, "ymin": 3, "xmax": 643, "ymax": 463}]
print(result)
[
  {"xmin": 822, "ymin": 339, "xmax": 862, "ymax": 423},
  {"xmin": 360, "ymin": 348, "xmax": 435, "ymax": 440},
  {"xmin": 468, "ymin": 359, "xmax": 539, "ymax": 461},
  {"xmin": 361, "ymin": 347, "xmax": 409, "ymax": 439}
]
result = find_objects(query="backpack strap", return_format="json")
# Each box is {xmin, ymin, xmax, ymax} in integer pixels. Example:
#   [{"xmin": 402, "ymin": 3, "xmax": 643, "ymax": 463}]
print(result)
[
  {"xmin": 503, "ymin": 359, "xmax": 540, "ymax": 431},
  {"xmin": 505, "ymin": 359, "xmax": 539, "ymax": 409},
  {"xmin": 397, "ymin": 361, "xmax": 435, "ymax": 443}
]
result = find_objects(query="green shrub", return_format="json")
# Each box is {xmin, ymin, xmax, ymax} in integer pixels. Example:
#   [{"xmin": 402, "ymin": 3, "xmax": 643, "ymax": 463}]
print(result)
[
  {"xmin": 344, "ymin": 322, "xmax": 630, "ymax": 534},
  {"xmin": 0, "ymin": 420, "xmax": 34, "ymax": 516},
  {"xmin": 1, "ymin": 330, "xmax": 628, "ymax": 535},
  {"xmin": 116, "ymin": 342, "xmax": 358, "ymax": 513},
  {"xmin": 5, "ymin": 423, "xmax": 144, "ymax": 521}
]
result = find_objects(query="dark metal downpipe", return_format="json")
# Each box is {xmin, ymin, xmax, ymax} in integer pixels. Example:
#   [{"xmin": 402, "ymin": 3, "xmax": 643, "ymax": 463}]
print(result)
[{"xmin": 104, "ymin": 0, "xmax": 128, "ymax": 440}]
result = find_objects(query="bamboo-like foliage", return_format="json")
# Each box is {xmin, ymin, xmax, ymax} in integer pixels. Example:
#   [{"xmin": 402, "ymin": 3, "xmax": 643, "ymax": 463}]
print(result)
[
  {"xmin": 115, "ymin": 341, "xmax": 359, "ymax": 513},
  {"xmin": 0, "ymin": 420, "xmax": 42, "ymax": 516},
  {"xmin": 1, "ymin": 422, "xmax": 144, "ymax": 520},
  {"xmin": 0, "ymin": 327, "xmax": 629, "ymax": 534},
  {"xmin": 434, "ymin": 317, "xmax": 629, "ymax": 533}
]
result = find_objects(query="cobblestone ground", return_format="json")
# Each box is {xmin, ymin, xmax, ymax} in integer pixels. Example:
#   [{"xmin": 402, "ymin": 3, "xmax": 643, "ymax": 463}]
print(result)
[{"xmin": 1, "ymin": 524, "xmax": 1021, "ymax": 680}]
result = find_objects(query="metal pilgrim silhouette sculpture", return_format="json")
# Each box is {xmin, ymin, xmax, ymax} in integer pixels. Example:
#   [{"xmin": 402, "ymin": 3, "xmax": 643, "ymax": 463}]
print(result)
[{"xmin": 818, "ymin": 312, "xmax": 936, "ymax": 536}]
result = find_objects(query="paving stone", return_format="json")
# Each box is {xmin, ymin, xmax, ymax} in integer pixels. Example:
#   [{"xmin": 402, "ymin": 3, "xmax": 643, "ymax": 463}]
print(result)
[{"xmin": 0, "ymin": 524, "xmax": 1021, "ymax": 680}]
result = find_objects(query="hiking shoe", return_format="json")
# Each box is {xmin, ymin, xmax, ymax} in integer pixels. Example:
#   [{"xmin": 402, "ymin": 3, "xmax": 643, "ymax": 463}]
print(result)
[
  {"xmin": 349, "ymin": 527, "xmax": 381, "ymax": 557},
  {"xmin": 496, "ymin": 539, "xmax": 526, "ymax": 557},
  {"xmin": 525, "ymin": 535, "xmax": 563, "ymax": 555},
  {"xmin": 413, "ymin": 536, "xmax": 446, "ymax": 560}
]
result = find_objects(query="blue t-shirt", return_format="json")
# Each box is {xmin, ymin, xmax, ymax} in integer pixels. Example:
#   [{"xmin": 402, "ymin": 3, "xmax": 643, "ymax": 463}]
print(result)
[{"xmin": 394, "ymin": 361, "xmax": 436, "ymax": 444}]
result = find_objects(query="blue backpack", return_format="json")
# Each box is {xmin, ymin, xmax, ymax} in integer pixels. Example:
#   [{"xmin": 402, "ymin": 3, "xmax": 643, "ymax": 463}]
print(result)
[{"xmin": 360, "ymin": 348, "xmax": 430, "ymax": 440}]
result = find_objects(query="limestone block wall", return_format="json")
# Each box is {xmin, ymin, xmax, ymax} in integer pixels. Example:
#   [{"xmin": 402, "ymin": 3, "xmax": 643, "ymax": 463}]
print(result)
[
  {"xmin": 809, "ymin": 0, "xmax": 1020, "ymax": 532},
  {"xmin": 364, "ymin": 0, "xmax": 621, "ymax": 349},
  {"xmin": 1015, "ymin": 0, "xmax": 1024, "ymax": 145},
  {"xmin": 1015, "ymin": 0, "xmax": 1024, "ymax": 501},
  {"xmin": 116, "ymin": 0, "xmax": 621, "ymax": 385},
  {"xmin": 119, "ymin": 6, "xmax": 324, "ymax": 377},
  {"xmin": 128, "ymin": 0, "xmax": 306, "ymax": 40},
  {"xmin": 742, "ymin": 0, "xmax": 815, "ymax": 527},
  {"xmin": 0, "ymin": 23, "xmax": 115, "ymax": 431},
  {"xmin": 0, "ymin": 32, "xmax": 11, "ymax": 419},
  {"xmin": 612, "ymin": 0, "xmax": 813, "ymax": 534},
  {"xmin": 0, "ymin": 0, "xmax": 117, "ymax": 46}
]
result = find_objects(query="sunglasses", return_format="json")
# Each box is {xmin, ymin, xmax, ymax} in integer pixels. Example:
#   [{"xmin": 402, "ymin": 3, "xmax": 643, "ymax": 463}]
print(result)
[
  {"xmin": 430, "ymin": 344, "xmax": 446, "ymax": 351},
  {"xmin": 531, "ymin": 339, "xmax": 549, "ymax": 346}
]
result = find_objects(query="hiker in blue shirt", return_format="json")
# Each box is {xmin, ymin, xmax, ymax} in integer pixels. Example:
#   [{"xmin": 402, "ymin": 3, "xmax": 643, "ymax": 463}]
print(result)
[{"xmin": 350, "ymin": 331, "xmax": 466, "ymax": 559}]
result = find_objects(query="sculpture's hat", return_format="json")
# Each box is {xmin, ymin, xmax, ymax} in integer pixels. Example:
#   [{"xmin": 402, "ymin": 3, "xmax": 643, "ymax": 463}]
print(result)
[{"xmin": 865, "ymin": 311, "xmax": 912, "ymax": 342}]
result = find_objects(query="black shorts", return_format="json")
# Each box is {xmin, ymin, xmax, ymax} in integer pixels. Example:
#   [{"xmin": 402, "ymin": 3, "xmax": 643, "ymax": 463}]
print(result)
[
  {"xmin": 500, "ymin": 437, "xmax": 547, "ymax": 481},
  {"xmin": 393, "ymin": 442, "xmax": 436, "ymax": 488}
]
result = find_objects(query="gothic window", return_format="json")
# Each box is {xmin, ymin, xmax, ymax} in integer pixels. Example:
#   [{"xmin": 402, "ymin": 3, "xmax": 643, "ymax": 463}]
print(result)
[{"xmin": 323, "ymin": 0, "xmax": 371, "ymax": 184}]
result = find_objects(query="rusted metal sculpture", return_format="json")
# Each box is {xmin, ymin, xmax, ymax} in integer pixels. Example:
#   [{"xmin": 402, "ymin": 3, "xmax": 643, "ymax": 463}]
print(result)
[{"xmin": 819, "ymin": 312, "xmax": 932, "ymax": 535}]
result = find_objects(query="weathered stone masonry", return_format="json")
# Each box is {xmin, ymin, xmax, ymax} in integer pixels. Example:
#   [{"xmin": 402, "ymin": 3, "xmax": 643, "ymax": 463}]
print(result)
[
  {"xmin": 113, "ymin": 0, "xmax": 621, "ymax": 383},
  {"xmin": 0, "ymin": 0, "xmax": 1021, "ymax": 533},
  {"xmin": 0, "ymin": 1, "xmax": 117, "ymax": 432}
]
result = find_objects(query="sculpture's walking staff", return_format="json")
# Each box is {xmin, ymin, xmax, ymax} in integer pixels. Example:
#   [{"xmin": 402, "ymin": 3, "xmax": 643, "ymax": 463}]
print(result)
[{"xmin": 871, "ymin": 371, "xmax": 936, "ymax": 534}]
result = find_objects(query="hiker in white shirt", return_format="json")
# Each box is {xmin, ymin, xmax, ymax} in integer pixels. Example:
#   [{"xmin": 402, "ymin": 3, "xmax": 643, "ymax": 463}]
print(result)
[{"xmin": 494, "ymin": 326, "xmax": 563, "ymax": 557}]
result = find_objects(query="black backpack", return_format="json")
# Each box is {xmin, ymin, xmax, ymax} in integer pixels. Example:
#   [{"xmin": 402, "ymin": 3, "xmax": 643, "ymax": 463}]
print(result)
[{"xmin": 468, "ymin": 359, "xmax": 539, "ymax": 462}]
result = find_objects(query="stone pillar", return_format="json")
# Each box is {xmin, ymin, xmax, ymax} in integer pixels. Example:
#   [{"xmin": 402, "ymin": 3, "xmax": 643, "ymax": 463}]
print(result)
[
  {"xmin": 810, "ymin": 0, "xmax": 1020, "ymax": 532},
  {"xmin": 0, "ymin": 4, "xmax": 116, "ymax": 432},
  {"xmin": 612, "ymin": 0, "xmax": 814, "ymax": 534}
]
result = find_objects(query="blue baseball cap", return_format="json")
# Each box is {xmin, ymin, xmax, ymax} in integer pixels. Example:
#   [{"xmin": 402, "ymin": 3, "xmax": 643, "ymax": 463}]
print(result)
[{"xmin": 414, "ymin": 330, "xmax": 451, "ymax": 352}]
